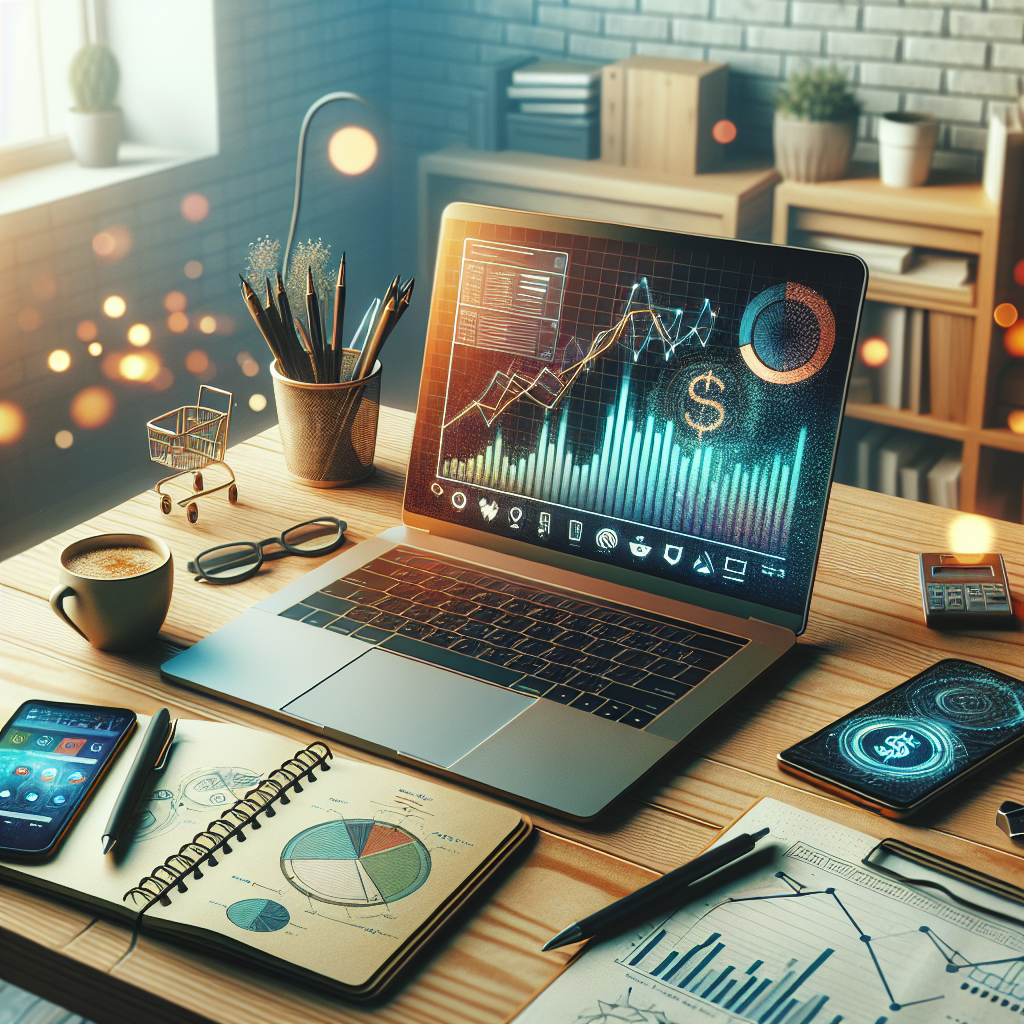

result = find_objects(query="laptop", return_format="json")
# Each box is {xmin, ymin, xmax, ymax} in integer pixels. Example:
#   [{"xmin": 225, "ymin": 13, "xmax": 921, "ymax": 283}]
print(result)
[{"xmin": 162, "ymin": 204, "xmax": 866, "ymax": 820}]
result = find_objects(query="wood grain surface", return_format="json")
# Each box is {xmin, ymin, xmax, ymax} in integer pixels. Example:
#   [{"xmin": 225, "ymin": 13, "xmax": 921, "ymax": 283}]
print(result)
[{"xmin": 1, "ymin": 405, "xmax": 1021, "ymax": 1024}]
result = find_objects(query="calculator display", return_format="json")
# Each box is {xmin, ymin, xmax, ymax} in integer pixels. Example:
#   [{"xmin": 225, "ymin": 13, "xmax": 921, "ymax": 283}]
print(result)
[{"xmin": 779, "ymin": 659, "xmax": 1024, "ymax": 813}]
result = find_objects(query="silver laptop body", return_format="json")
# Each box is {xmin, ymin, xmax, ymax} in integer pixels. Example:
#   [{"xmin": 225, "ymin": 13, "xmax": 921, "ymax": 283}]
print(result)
[{"xmin": 162, "ymin": 204, "xmax": 865, "ymax": 820}]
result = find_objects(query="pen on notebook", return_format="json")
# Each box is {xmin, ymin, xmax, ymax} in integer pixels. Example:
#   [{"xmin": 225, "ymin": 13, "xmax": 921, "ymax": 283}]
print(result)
[
  {"xmin": 102, "ymin": 708, "xmax": 176, "ymax": 855},
  {"xmin": 542, "ymin": 827, "xmax": 770, "ymax": 951}
]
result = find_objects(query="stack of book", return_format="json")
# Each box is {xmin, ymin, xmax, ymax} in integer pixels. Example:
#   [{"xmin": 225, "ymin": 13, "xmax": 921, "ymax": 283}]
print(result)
[{"xmin": 506, "ymin": 62, "xmax": 601, "ymax": 159}]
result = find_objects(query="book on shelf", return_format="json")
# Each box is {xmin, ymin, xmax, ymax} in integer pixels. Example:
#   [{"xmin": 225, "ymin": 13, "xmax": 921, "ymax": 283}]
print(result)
[
  {"xmin": 855, "ymin": 425, "xmax": 893, "ymax": 491},
  {"xmin": 878, "ymin": 432, "xmax": 928, "ymax": 496},
  {"xmin": 858, "ymin": 301, "xmax": 908, "ymax": 409},
  {"xmin": 0, "ymin": 718, "xmax": 531, "ymax": 1001},
  {"xmin": 906, "ymin": 307, "xmax": 927, "ymax": 415},
  {"xmin": 900, "ymin": 443, "xmax": 948, "ymax": 503},
  {"xmin": 806, "ymin": 234, "xmax": 913, "ymax": 274},
  {"xmin": 507, "ymin": 84, "xmax": 598, "ymax": 101},
  {"xmin": 520, "ymin": 101, "xmax": 599, "ymax": 116},
  {"xmin": 927, "ymin": 452, "xmax": 963, "ymax": 509},
  {"xmin": 512, "ymin": 61, "xmax": 602, "ymax": 88}
]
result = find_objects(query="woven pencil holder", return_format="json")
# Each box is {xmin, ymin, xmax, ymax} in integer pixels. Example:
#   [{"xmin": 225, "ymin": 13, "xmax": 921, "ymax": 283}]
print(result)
[{"xmin": 270, "ymin": 350, "xmax": 381, "ymax": 487}]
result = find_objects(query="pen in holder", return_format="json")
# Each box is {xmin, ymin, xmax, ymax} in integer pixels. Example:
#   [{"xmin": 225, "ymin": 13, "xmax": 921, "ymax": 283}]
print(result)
[{"xmin": 270, "ymin": 349, "xmax": 380, "ymax": 487}]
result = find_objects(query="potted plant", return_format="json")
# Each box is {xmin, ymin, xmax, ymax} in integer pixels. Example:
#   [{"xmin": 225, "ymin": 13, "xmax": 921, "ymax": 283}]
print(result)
[
  {"xmin": 67, "ymin": 44, "xmax": 121, "ymax": 167},
  {"xmin": 773, "ymin": 67, "xmax": 861, "ymax": 183}
]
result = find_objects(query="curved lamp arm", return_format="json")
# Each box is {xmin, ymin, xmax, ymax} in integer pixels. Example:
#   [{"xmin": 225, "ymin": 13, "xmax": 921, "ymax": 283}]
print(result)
[{"xmin": 282, "ymin": 91, "xmax": 375, "ymax": 281}]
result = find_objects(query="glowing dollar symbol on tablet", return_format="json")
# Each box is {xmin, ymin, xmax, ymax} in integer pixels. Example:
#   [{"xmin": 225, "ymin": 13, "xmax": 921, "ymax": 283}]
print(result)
[{"xmin": 685, "ymin": 370, "xmax": 726, "ymax": 442}]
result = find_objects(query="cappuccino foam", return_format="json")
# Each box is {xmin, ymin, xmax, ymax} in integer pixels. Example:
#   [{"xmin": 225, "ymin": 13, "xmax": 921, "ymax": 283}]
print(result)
[{"xmin": 66, "ymin": 546, "xmax": 164, "ymax": 579}]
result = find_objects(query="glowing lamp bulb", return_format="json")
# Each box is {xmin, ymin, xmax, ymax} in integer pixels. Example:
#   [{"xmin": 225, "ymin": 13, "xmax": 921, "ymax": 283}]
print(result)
[
  {"xmin": 712, "ymin": 119, "xmax": 737, "ymax": 144},
  {"xmin": 1004, "ymin": 321, "xmax": 1024, "ymax": 358},
  {"xmin": 103, "ymin": 295, "xmax": 126, "ymax": 318},
  {"xmin": 859, "ymin": 337, "xmax": 889, "ymax": 368},
  {"xmin": 994, "ymin": 302, "xmax": 1018, "ymax": 328},
  {"xmin": 1008, "ymin": 409, "xmax": 1024, "ymax": 434},
  {"xmin": 947, "ymin": 514, "xmax": 994, "ymax": 557},
  {"xmin": 328, "ymin": 126, "xmax": 377, "ymax": 175}
]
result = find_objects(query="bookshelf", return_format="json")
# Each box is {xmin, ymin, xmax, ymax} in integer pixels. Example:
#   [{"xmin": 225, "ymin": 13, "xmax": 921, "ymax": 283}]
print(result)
[{"xmin": 773, "ymin": 167, "xmax": 1024, "ymax": 522}]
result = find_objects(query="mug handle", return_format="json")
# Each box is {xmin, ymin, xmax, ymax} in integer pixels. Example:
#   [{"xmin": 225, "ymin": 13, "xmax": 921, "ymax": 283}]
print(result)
[{"xmin": 49, "ymin": 584, "xmax": 89, "ymax": 640}]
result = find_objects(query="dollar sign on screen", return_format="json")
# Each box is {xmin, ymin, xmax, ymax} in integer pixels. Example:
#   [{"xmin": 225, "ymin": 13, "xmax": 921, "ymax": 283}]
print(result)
[{"xmin": 685, "ymin": 370, "xmax": 726, "ymax": 442}]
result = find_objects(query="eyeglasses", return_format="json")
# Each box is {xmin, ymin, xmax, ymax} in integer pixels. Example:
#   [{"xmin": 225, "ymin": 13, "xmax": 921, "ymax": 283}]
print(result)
[{"xmin": 188, "ymin": 517, "xmax": 347, "ymax": 584}]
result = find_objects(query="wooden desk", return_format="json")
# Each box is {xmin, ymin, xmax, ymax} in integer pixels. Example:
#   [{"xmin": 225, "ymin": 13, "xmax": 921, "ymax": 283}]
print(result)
[{"xmin": 1, "ymin": 407, "xmax": 1022, "ymax": 1024}]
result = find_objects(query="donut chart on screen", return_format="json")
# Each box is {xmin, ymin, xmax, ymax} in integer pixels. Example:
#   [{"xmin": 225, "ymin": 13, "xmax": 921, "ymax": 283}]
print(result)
[{"xmin": 280, "ymin": 819, "xmax": 431, "ymax": 906}]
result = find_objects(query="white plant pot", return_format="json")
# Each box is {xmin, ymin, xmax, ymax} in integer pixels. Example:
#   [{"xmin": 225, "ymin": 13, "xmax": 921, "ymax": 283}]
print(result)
[
  {"xmin": 878, "ymin": 112, "xmax": 937, "ymax": 188},
  {"xmin": 773, "ymin": 113, "xmax": 856, "ymax": 182},
  {"xmin": 67, "ymin": 109, "xmax": 122, "ymax": 168}
]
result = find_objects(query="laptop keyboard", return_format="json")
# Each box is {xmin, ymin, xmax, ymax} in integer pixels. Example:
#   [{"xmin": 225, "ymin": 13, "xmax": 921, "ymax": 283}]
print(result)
[{"xmin": 278, "ymin": 546, "xmax": 747, "ymax": 729}]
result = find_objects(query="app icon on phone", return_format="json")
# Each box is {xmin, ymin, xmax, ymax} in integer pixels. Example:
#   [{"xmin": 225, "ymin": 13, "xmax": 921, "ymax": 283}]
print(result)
[
  {"xmin": 39, "ymin": 767, "xmax": 58, "ymax": 783},
  {"xmin": 54, "ymin": 738, "xmax": 86, "ymax": 757},
  {"xmin": 67, "ymin": 771, "xmax": 87, "ymax": 785},
  {"xmin": 13, "ymin": 766, "xmax": 30, "ymax": 777}
]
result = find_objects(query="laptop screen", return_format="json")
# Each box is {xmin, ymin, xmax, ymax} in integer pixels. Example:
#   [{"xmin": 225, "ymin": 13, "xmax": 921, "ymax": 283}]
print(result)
[{"xmin": 406, "ymin": 205, "xmax": 865, "ymax": 630}]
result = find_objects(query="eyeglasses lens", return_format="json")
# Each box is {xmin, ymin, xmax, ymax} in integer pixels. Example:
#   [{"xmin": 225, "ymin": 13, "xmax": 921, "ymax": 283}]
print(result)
[
  {"xmin": 282, "ymin": 519, "xmax": 341, "ymax": 553},
  {"xmin": 196, "ymin": 543, "xmax": 260, "ymax": 579}
]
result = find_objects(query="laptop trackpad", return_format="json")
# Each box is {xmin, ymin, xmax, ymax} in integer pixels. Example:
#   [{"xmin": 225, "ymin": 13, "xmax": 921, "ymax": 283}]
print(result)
[{"xmin": 282, "ymin": 649, "xmax": 535, "ymax": 768}]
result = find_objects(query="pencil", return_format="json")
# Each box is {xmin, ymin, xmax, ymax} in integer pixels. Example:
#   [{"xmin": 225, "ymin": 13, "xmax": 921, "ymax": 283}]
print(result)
[
  {"xmin": 274, "ymin": 272, "xmax": 308, "ymax": 382},
  {"xmin": 355, "ymin": 296, "xmax": 394, "ymax": 381},
  {"xmin": 239, "ymin": 276, "xmax": 286, "ymax": 372},
  {"xmin": 305, "ymin": 266, "xmax": 325, "ymax": 382},
  {"xmin": 294, "ymin": 316, "xmax": 319, "ymax": 384},
  {"xmin": 263, "ymin": 277, "xmax": 293, "ymax": 379},
  {"xmin": 331, "ymin": 253, "xmax": 346, "ymax": 384}
]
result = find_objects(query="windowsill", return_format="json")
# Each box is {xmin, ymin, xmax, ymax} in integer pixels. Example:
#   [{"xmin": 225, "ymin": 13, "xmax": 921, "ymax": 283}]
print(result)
[{"xmin": 0, "ymin": 142, "xmax": 216, "ymax": 217}]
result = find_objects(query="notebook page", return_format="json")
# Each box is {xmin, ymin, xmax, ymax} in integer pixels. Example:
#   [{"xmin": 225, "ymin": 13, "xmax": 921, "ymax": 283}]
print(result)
[{"xmin": 513, "ymin": 798, "xmax": 1024, "ymax": 1024}]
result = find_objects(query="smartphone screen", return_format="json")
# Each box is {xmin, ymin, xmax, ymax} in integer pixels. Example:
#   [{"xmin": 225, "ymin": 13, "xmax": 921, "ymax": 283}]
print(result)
[
  {"xmin": 779, "ymin": 659, "xmax": 1024, "ymax": 813},
  {"xmin": 0, "ymin": 701, "xmax": 136, "ymax": 858}
]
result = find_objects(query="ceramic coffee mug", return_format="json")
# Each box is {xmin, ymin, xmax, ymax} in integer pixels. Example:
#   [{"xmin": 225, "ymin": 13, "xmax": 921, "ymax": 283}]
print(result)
[{"xmin": 49, "ymin": 533, "xmax": 173, "ymax": 651}]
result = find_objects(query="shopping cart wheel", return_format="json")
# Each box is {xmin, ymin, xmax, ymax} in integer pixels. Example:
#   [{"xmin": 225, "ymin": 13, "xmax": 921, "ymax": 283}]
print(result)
[
  {"xmin": 228, "ymin": 483, "xmax": 238, "ymax": 503},
  {"xmin": 186, "ymin": 502, "xmax": 199, "ymax": 524},
  {"xmin": 160, "ymin": 494, "xmax": 172, "ymax": 515},
  {"xmin": 193, "ymin": 471, "xmax": 203, "ymax": 492}
]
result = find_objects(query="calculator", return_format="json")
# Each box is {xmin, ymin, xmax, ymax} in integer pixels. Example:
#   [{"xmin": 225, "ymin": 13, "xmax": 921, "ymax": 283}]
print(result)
[{"xmin": 919, "ymin": 553, "xmax": 1014, "ymax": 628}]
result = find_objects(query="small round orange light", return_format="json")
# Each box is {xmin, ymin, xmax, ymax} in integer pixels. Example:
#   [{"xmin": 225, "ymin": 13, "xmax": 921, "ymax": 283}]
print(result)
[
  {"xmin": 127, "ymin": 323, "xmax": 152, "ymax": 347},
  {"xmin": 151, "ymin": 366, "xmax": 174, "ymax": 391},
  {"xmin": 180, "ymin": 193, "xmax": 210, "ymax": 222},
  {"xmin": 249, "ymin": 393, "xmax": 268, "ymax": 412},
  {"xmin": 118, "ymin": 351, "xmax": 160, "ymax": 383},
  {"xmin": 198, "ymin": 315, "xmax": 217, "ymax": 334},
  {"xmin": 70, "ymin": 386, "xmax": 116, "ymax": 429},
  {"xmin": 88, "ymin": 342, "xmax": 103, "ymax": 356},
  {"xmin": 76, "ymin": 319, "xmax": 98, "ymax": 342},
  {"xmin": 185, "ymin": 349, "xmax": 210, "ymax": 375},
  {"xmin": 184, "ymin": 260, "xmax": 203, "ymax": 279},
  {"xmin": 241, "ymin": 358, "xmax": 260, "ymax": 377},
  {"xmin": 0, "ymin": 401, "xmax": 27, "ymax": 444},
  {"xmin": 164, "ymin": 290, "xmax": 188, "ymax": 312},
  {"xmin": 328, "ymin": 125, "xmax": 378, "ymax": 176},
  {"xmin": 1008, "ymin": 409, "xmax": 1024, "ymax": 434},
  {"xmin": 167, "ymin": 311, "xmax": 189, "ymax": 333},
  {"xmin": 712, "ymin": 119, "xmax": 737, "ymax": 144},
  {"xmin": 54, "ymin": 430, "xmax": 74, "ymax": 449},
  {"xmin": 103, "ymin": 295, "xmax": 127, "ymax": 318},
  {"xmin": 994, "ymin": 302, "xmax": 1018, "ymax": 327},
  {"xmin": 1014, "ymin": 259, "xmax": 1024, "ymax": 288},
  {"xmin": 1004, "ymin": 321, "xmax": 1024, "ymax": 357},
  {"xmin": 48, "ymin": 349, "xmax": 71, "ymax": 372},
  {"xmin": 859, "ymin": 336, "xmax": 890, "ymax": 368},
  {"xmin": 91, "ymin": 225, "xmax": 132, "ymax": 261}
]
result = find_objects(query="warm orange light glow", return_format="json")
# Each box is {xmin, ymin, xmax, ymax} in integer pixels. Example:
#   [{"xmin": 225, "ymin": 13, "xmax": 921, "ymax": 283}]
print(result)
[
  {"xmin": 70, "ymin": 386, "xmax": 116, "ymax": 429},
  {"xmin": 127, "ymin": 323, "xmax": 152, "ymax": 347},
  {"xmin": 0, "ymin": 401, "xmax": 26, "ymax": 444},
  {"xmin": 859, "ymin": 336, "xmax": 889, "ymax": 368},
  {"xmin": 76, "ymin": 319, "xmax": 98, "ymax": 342},
  {"xmin": 164, "ymin": 290, "xmax": 187, "ymax": 312},
  {"xmin": 103, "ymin": 295, "xmax": 127, "ymax": 318},
  {"xmin": 1008, "ymin": 409, "xmax": 1024, "ymax": 434},
  {"xmin": 88, "ymin": 342, "xmax": 102, "ymax": 356},
  {"xmin": 118, "ymin": 350, "xmax": 161, "ymax": 383},
  {"xmin": 151, "ymin": 366, "xmax": 174, "ymax": 391},
  {"xmin": 54, "ymin": 430, "xmax": 74, "ymax": 449},
  {"xmin": 994, "ymin": 302, "xmax": 1018, "ymax": 328},
  {"xmin": 1015, "ymin": 260, "xmax": 1024, "ymax": 288},
  {"xmin": 180, "ymin": 193, "xmax": 210, "ymax": 222},
  {"xmin": 328, "ymin": 125, "xmax": 378, "ymax": 175},
  {"xmin": 18, "ymin": 307, "xmax": 41, "ymax": 331},
  {"xmin": 91, "ymin": 224, "xmax": 132, "ymax": 261},
  {"xmin": 947, "ymin": 513, "xmax": 994, "ymax": 555},
  {"xmin": 1004, "ymin": 320, "xmax": 1024, "ymax": 357},
  {"xmin": 198, "ymin": 315, "xmax": 217, "ymax": 334},
  {"xmin": 712, "ymin": 119, "xmax": 737, "ymax": 144},
  {"xmin": 31, "ymin": 272, "xmax": 57, "ymax": 301},
  {"xmin": 48, "ymin": 349, "xmax": 71, "ymax": 372},
  {"xmin": 167, "ymin": 311, "xmax": 189, "ymax": 333},
  {"xmin": 249, "ymin": 393, "xmax": 268, "ymax": 412},
  {"xmin": 184, "ymin": 259, "xmax": 203, "ymax": 279},
  {"xmin": 185, "ymin": 349, "xmax": 210, "ymax": 375},
  {"xmin": 241, "ymin": 357, "xmax": 260, "ymax": 377}
]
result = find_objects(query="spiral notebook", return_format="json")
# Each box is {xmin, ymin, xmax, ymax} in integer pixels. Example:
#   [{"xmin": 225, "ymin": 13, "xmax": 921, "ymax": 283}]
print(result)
[{"xmin": 0, "ymin": 717, "xmax": 531, "ymax": 999}]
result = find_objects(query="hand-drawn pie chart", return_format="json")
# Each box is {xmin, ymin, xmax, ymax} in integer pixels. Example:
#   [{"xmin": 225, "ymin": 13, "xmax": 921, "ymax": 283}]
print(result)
[
  {"xmin": 280, "ymin": 819, "xmax": 431, "ymax": 906},
  {"xmin": 226, "ymin": 898, "xmax": 290, "ymax": 932}
]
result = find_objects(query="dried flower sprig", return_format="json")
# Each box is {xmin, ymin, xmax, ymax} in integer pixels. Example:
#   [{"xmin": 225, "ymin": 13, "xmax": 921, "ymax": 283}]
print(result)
[
  {"xmin": 285, "ymin": 238, "xmax": 333, "ymax": 327},
  {"xmin": 245, "ymin": 236, "xmax": 281, "ymax": 284}
]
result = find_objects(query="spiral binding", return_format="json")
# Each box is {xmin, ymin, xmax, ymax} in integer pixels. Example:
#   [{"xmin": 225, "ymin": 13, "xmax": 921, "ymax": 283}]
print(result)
[{"xmin": 123, "ymin": 741, "xmax": 333, "ymax": 915}]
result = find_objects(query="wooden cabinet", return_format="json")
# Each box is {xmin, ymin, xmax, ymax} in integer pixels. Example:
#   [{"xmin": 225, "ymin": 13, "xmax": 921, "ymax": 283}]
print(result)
[{"xmin": 773, "ymin": 168, "xmax": 1024, "ymax": 522}]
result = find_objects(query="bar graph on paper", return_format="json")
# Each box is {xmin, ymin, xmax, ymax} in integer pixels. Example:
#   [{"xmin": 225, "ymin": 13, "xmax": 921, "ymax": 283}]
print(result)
[{"xmin": 439, "ymin": 369, "xmax": 806, "ymax": 557}]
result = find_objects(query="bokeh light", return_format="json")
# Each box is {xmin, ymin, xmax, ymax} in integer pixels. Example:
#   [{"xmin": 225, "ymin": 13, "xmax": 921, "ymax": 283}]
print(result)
[
  {"xmin": 249, "ymin": 393, "xmax": 268, "ymax": 412},
  {"xmin": 103, "ymin": 295, "xmax": 127, "ymax": 318},
  {"xmin": 1008, "ymin": 409, "xmax": 1024, "ymax": 434},
  {"xmin": 127, "ymin": 323, "xmax": 152, "ymax": 347},
  {"xmin": 0, "ymin": 401, "xmax": 27, "ymax": 444},
  {"xmin": 91, "ymin": 224, "xmax": 131, "ymax": 261},
  {"xmin": 237, "ymin": 351, "xmax": 260, "ymax": 376},
  {"xmin": 167, "ymin": 311, "xmax": 189, "ymax": 333},
  {"xmin": 70, "ymin": 386, "xmax": 115, "ymax": 429},
  {"xmin": 184, "ymin": 259, "xmax": 203, "ymax": 279},
  {"xmin": 216, "ymin": 314, "xmax": 236, "ymax": 335},
  {"xmin": 18, "ymin": 307, "xmax": 41, "ymax": 331},
  {"xmin": 1015, "ymin": 259, "xmax": 1024, "ymax": 288},
  {"xmin": 198, "ymin": 315, "xmax": 217, "ymax": 334},
  {"xmin": 859, "ymin": 337, "xmax": 889, "ymax": 368},
  {"xmin": 31, "ymin": 272, "xmax": 57, "ymax": 300},
  {"xmin": 48, "ymin": 349, "xmax": 71, "ymax": 372},
  {"xmin": 54, "ymin": 430, "xmax": 73, "ymax": 449},
  {"xmin": 118, "ymin": 350, "xmax": 161, "ymax": 383},
  {"xmin": 88, "ymin": 342, "xmax": 102, "ymax": 356},
  {"xmin": 164, "ymin": 290, "xmax": 187, "ymax": 312},
  {"xmin": 1004, "ymin": 321, "xmax": 1024, "ymax": 357},
  {"xmin": 947, "ymin": 513, "xmax": 994, "ymax": 555},
  {"xmin": 180, "ymin": 193, "xmax": 210, "ymax": 222},
  {"xmin": 994, "ymin": 302, "xmax": 1018, "ymax": 328},
  {"xmin": 185, "ymin": 349, "xmax": 211, "ymax": 375},
  {"xmin": 328, "ymin": 125, "xmax": 378, "ymax": 175},
  {"xmin": 712, "ymin": 119, "xmax": 737, "ymax": 144},
  {"xmin": 76, "ymin": 319, "xmax": 98, "ymax": 342},
  {"xmin": 151, "ymin": 366, "xmax": 174, "ymax": 391}
]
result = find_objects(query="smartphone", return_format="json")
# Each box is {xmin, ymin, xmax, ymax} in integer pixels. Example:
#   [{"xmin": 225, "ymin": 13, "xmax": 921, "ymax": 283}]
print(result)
[
  {"xmin": 0, "ymin": 700, "xmax": 136, "ymax": 860},
  {"xmin": 778, "ymin": 659, "xmax": 1024, "ymax": 818}
]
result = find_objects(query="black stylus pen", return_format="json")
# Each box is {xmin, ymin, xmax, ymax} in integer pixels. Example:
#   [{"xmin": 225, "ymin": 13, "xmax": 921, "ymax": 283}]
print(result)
[
  {"xmin": 542, "ymin": 827, "xmax": 770, "ymax": 951},
  {"xmin": 101, "ymin": 708, "xmax": 175, "ymax": 854}
]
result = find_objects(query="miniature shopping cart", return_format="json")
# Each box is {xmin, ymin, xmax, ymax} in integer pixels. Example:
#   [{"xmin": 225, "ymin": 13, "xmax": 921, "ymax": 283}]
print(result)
[{"xmin": 147, "ymin": 385, "xmax": 238, "ymax": 524}]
